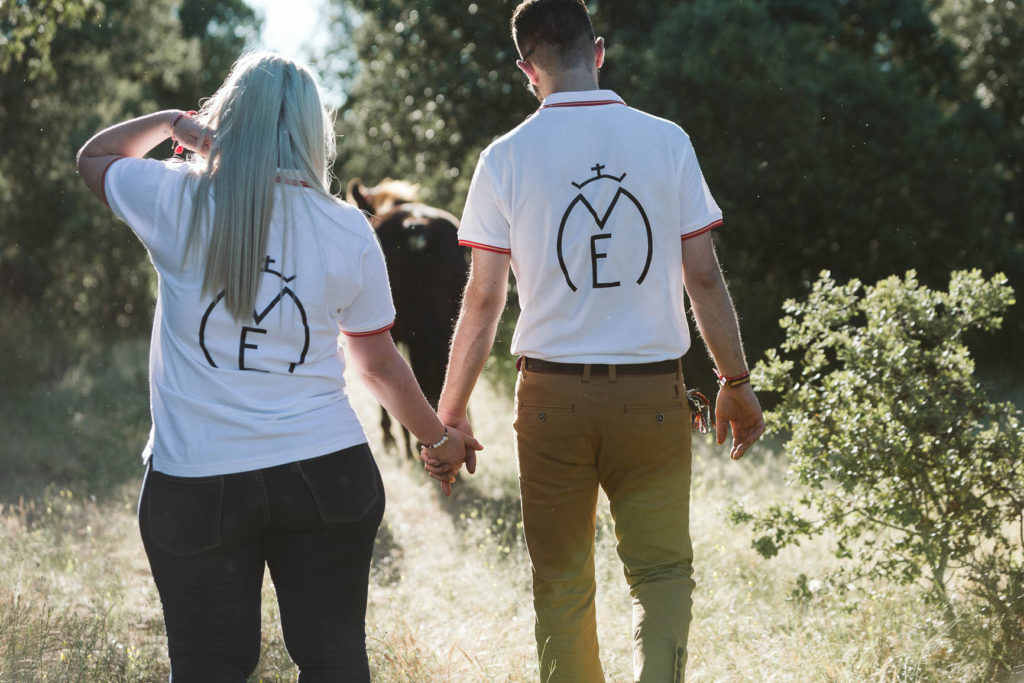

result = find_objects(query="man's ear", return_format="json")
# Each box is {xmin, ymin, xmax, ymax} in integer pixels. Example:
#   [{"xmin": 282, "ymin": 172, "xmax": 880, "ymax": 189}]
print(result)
[
  {"xmin": 595, "ymin": 36, "xmax": 605, "ymax": 70},
  {"xmin": 517, "ymin": 59, "xmax": 540, "ymax": 86}
]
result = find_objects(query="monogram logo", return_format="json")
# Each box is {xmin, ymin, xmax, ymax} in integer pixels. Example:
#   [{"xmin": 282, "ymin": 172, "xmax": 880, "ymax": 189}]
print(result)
[
  {"xmin": 556, "ymin": 163, "xmax": 653, "ymax": 292},
  {"xmin": 198, "ymin": 257, "xmax": 310, "ymax": 373}
]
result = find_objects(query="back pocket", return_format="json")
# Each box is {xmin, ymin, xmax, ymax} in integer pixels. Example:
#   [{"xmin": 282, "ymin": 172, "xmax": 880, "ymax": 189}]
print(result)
[
  {"xmin": 296, "ymin": 445, "xmax": 382, "ymax": 523},
  {"xmin": 515, "ymin": 402, "xmax": 575, "ymax": 423},
  {"xmin": 624, "ymin": 401, "xmax": 688, "ymax": 425},
  {"xmin": 145, "ymin": 471, "xmax": 224, "ymax": 556}
]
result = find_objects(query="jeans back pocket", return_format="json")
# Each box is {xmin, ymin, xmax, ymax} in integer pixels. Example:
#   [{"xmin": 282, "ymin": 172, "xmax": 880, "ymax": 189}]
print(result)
[
  {"xmin": 144, "ymin": 470, "xmax": 224, "ymax": 556},
  {"xmin": 296, "ymin": 444, "xmax": 383, "ymax": 523}
]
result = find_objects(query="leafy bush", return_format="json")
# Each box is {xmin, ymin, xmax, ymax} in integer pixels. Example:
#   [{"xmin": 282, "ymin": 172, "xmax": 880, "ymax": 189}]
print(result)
[{"xmin": 731, "ymin": 269, "xmax": 1024, "ymax": 671}]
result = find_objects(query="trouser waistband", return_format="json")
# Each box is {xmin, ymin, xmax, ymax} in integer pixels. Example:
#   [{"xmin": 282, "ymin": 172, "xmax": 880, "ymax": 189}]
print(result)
[{"xmin": 518, "ymin": 356, "xmax": 681, "ymax": 376}]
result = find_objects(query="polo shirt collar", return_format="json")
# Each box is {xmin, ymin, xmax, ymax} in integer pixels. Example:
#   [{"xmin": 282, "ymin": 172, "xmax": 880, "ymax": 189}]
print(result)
[{"xmin": 539, "ymin": 89, "xmax": 626, "ymax": 109}]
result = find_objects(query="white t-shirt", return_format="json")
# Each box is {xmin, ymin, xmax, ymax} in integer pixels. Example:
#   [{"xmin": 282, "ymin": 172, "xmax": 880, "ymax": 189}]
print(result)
[
  {"xmin": 105, "ymin": 157, "xmax": 395, "ymax": 476},
  {"xmin": 459, "ymin": 89, "xmax": 723, "ymax": 364}
]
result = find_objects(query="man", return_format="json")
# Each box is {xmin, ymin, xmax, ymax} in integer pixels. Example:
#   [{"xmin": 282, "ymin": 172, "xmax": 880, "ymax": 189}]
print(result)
[{"xmin": 431, "ymin": 1, "xmax": 765, "ymax": 680}]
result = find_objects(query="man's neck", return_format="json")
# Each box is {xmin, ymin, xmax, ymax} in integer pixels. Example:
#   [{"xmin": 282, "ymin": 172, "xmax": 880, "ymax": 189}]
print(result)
[{"xmin": 537, "ymin": 68, "xmax": 600, "ymax": 100}]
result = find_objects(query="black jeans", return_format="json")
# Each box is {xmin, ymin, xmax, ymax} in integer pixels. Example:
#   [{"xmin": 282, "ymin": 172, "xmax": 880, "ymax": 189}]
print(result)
[{"xmin": 138, "ymin": 444, "xmax": 385, "ymax": 682}]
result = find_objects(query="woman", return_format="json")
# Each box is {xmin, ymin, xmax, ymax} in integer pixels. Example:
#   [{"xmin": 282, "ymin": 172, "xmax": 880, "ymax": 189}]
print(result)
[{"xmin": 77, "ymin": 52, "xmax": 479, "ymax": 680}]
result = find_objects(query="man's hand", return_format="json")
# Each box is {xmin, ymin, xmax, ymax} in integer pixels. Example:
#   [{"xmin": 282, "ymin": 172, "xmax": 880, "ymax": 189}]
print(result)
[{"xmin": 714, "ymin": 384, "xmax": 765, "ymax": 460}]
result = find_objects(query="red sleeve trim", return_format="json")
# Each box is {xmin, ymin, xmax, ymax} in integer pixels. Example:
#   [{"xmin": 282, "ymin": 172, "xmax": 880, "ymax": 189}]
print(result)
[
  {"xmin": 100, "ymin": 156, "xmax": 129, "ymax": 208},
  {"xmin": 458, "ymin": 240, "xmax": 511, "ymax": 255},
  {"xmin": 680, "ymin": 218, "xmax": 723, "ymax": 241},
  {"xmin": 342, "ymin": 322, "xmax": 395, "ymax": 338}
]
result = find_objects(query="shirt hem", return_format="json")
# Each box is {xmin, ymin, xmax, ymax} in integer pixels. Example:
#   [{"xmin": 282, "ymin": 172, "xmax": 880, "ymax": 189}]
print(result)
[{"xmin": 149, "ymin": 434, "xmax": 370, "ymax": 477}]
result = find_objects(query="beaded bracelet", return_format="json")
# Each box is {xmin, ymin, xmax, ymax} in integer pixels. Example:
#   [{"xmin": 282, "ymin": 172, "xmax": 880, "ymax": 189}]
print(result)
[
  {"xmin": 423, "ymin": 426, "xmax": 449, "ymax": 450},
  {"xmin": 715, "ymin": 369, "xmax": 751, "ymax": 388}
]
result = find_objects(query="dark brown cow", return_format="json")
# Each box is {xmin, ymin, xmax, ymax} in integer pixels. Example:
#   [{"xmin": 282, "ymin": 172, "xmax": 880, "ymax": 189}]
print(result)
[{"xmin": 347, "ymin": 178, "xmax": 470, "ymax": 458}]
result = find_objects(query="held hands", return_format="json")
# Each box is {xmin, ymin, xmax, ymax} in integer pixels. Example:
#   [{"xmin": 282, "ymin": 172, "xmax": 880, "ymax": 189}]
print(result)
[
  {"xmin": 419, "ymin": 420, "xmax": 482, "ymax": 496},
  {"xmin": 437, "ymin": 412, "xmax": 477, "ymax": 475},
  {"xmin": 715, "ymin": 383, "xmax": 765, "ymax": 460}
]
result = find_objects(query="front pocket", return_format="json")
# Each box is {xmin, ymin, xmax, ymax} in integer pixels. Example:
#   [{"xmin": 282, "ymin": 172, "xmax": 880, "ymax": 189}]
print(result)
[
  {"xmin": 145, "ymin": 471, "xmax": 223, "ymax": 556},
  {"xmin": 296, "ymin": 445, "xmax": 382, "ymax": 523}
]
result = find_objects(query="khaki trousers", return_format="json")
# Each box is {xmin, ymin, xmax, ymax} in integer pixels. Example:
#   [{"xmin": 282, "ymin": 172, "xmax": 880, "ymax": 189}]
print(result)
[{"xmin": 514, "ymin": 361, "xmax": 695, "ymax": 683}]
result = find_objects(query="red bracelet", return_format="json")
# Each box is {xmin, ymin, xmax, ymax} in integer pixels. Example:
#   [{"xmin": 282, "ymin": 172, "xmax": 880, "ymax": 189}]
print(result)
[
  {"xmin": 715, "ymin": 368, "xmax": 751, "ymax": 388},
  {"xmin": 170, "ymin": 110, "xmax": 197, "ymax": 155}
]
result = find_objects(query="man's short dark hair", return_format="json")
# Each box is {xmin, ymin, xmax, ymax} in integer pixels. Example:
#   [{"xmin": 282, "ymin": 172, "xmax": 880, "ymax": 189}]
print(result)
[{"xmin": 511, "ymin": 0, "xmax": 595, "ymax": 68}]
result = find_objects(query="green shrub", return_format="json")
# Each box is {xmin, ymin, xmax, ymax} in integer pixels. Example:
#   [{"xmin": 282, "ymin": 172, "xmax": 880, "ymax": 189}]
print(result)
[{"xmin": 731, "ymin": 269, "xmax": 1024, "ymax": 672}]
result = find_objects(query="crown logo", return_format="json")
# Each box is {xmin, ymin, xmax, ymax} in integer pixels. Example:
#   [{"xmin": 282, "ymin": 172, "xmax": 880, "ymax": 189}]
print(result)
[{"xmin": 572, "ymin": 163, "xmax": 627, "ymax": 189}]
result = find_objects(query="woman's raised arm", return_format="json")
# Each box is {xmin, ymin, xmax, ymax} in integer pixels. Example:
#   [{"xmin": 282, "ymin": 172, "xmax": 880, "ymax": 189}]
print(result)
[{"xmin": 77, "ymin": 110, "xmax": 209, "ymax": 202}]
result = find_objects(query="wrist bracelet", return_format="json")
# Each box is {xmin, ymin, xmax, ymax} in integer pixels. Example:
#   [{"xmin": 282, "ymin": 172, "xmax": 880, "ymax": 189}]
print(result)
[
  {"xmin": 424, "ymin": 426, "xmax": 449, "ymax": 450},
  {"xmin": 715, "ymin": 368, "xmax": 751, "ymax": 388},
  {"xmin": 170, "ymin": 110, "xmax": 197, "ymax": 155}
]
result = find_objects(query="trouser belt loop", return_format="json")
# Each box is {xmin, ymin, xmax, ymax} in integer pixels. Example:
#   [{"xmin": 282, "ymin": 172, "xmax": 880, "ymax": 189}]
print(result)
[
  {"xmin": 581, "ymin": 363, "xmax": 592, "ymax": 383},
  {"xmin": 607, "ymin": 364, "xmax": 617, "ymax": 383},
  {"xmin": 676, "ymin": 357, "xmax": 683, "ymax": 382}
]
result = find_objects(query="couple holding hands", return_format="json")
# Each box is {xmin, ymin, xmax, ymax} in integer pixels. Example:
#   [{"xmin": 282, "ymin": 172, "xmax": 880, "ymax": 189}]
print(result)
[{"xmin": 77, "ymin": 1, "xmax": 763, "ymax": 681}]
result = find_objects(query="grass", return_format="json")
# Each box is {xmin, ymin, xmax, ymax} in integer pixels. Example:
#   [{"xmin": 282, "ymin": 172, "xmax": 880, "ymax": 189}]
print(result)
[{"xmin": 0, "ymin": 340, "xmax": 1015, "ymax": 681}]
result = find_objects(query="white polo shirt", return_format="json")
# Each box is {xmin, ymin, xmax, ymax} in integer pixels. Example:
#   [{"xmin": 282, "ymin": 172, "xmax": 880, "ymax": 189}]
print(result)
[
  {"xmin": 459, "ymin": 89, "xmax": 723, "ymax": 364},
  {"xmin": 105, "ymin": 157, "xmax": 395, "ymax": 476}
]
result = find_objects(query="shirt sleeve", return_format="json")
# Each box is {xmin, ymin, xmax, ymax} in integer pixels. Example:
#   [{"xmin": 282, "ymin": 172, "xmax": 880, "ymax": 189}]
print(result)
[
  {"xmin": 458, "ymin": 152, "xmax": 511, "ymax": 254},
  {"xmin": 337, "ymin": 234, "xmax": 397, "ymax": 337},
  {"xmin": 105, "ymin": 156, "xmax": 189, "ymax": 256},
  {"xmin": 678, "ymin": 137, "xmax": 723, "ymax": 239}
]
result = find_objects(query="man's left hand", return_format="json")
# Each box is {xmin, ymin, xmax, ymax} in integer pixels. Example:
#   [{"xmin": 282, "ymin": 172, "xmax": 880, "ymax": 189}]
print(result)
[{"xmin": 715, "ymin": 384, "xmax": 765, "ymax": 459}]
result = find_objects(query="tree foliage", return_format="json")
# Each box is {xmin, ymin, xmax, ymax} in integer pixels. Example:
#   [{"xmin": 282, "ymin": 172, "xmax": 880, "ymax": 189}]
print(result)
[
  {"xmin": 332, "ymin": 0, "xmax": 531, "ymax": 211},
  {"xmin": 733, "ymin": 269, "xmax": 1023, "ymax": 668},
  {"xmin": 612, "ymin": 0, "xmax": 1019, "ymax": 369},
  {"xmin": 0, "ymin": 0, "xmax": 92, "ymax": 79},
  {"xmin": 0, "ymin": 0, "xmax": 256, "ymax": 382},
  {"xmin": 934, "ymin": 0, "xmax": 1024, "ymax": 328}
]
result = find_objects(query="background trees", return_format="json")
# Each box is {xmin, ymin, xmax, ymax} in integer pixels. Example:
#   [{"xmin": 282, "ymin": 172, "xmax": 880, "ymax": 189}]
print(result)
[
  {"xmin": 0, "ymin": 0, "xmax": 257, "ymax": 384},
  {"xmin": 334, "ymin": 0, "xmax": 530, "ymax": 210}
]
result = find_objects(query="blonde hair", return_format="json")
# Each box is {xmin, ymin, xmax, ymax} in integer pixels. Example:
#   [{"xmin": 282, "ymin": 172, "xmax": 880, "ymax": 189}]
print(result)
[{"xmin": 184, "ymin": 51, "xmax": 337, "ymax": 320}]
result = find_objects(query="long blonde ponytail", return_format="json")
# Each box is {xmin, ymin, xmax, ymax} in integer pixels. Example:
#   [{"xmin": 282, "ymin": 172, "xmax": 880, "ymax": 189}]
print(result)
[{"xmin": 184, "ymin": 52, "xmax": 337, "ymax": 321}]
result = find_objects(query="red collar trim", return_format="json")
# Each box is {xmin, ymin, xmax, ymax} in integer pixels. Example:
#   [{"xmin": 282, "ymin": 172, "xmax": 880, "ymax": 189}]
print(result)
[
  {"xmin": 540, "ymin": 100, "xmax": 626, "ymax": 109},
  {"xmin": 275, "ymin": 175, "xmax": 312, "ymax": 188}
]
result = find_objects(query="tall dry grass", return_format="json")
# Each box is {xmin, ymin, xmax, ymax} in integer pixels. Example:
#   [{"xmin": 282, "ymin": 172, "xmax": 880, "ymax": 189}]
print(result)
[{"xmin": 0, "ymin": 342, "xmax": 1005, "ymax": 681}]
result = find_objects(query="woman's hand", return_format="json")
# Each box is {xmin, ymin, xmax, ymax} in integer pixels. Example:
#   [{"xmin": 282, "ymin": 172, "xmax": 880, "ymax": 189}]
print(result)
[{"xmin": 171, "ymin": 114, "xmax": 212, "ymax": 157}]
